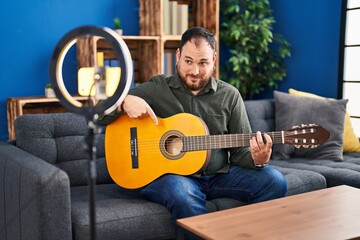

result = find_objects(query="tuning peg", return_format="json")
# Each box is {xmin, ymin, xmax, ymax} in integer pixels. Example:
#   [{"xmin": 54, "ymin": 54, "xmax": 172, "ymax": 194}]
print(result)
[
  {"xmin": 303, "ymin": 145, "xmax": 309, "ymax": 148},
  {"xmin": 294, "ymin": 145, "xmax": 301, "ymax": 149}
]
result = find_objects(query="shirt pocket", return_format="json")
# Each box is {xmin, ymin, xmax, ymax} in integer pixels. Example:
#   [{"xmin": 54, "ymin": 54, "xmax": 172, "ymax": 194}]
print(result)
[{"xmin": 203, "ymin": 113, "xmax": 228, "ymax": 135}]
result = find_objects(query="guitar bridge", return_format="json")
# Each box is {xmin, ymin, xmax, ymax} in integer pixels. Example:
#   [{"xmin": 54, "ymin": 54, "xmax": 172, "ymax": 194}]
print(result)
[{"xmin": 130, "ymin": 127, "xmax": 139, "ymax": 169}]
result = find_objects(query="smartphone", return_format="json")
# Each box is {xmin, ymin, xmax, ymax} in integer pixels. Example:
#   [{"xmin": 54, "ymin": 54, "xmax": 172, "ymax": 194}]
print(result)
[{"xmin": 78, "ymin": 67, "xmax": 121, "ymax": 97}]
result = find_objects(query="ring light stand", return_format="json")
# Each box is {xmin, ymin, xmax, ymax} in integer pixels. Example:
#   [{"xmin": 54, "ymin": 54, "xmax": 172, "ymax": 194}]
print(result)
[{"xmin": 49, "ymin": 26, "xmax": 133, "ymax": 240}]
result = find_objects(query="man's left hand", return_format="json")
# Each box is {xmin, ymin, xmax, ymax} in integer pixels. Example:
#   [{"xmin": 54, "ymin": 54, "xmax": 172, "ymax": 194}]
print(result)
[{"xmin": 250, "ymin": 131, "xmax": 272, "ymax": 165}]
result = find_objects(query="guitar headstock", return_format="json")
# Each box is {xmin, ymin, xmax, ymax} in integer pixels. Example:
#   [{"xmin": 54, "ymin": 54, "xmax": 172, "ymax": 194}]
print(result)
[{"xmin": 284, "ymin": 124, "xmax": 330, "ymax": 148}]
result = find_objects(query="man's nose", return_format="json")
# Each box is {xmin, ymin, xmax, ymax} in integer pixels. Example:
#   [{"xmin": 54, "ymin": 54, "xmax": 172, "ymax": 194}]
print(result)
[{"xmin": 191, "ymin": 64, "xmax": 199, "ymax": 76}]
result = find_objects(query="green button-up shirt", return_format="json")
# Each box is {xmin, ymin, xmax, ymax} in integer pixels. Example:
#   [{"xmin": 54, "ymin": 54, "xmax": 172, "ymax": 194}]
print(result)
[{"xmin": 98, "ymin": 73, "xmax": 255, "ymax": 175}]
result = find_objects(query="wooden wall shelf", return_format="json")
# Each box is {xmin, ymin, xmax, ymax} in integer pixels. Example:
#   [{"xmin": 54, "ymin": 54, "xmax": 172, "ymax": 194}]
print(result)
[
  {"xmin": 77, "ymin": 0, "xmax": 219, "ymax": 83},
  {"xmin": 7, "ymin": 96, "xmax": 91, "ymax": 140}
]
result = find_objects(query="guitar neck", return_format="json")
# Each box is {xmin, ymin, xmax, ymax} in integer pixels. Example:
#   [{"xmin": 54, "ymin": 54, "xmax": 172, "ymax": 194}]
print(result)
[{"xmin": 182, "ymin": 131, "xmax": 284, "ymax": 151}]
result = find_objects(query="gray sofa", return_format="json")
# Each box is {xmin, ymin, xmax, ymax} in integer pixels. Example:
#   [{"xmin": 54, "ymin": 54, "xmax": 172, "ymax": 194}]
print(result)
[{"xmin": 1, "ymin": 99, "xmax": 359, "ymax": 240}]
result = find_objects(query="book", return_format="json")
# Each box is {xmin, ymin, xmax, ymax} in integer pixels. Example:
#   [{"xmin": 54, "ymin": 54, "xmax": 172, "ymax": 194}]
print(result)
[
  {"xmin": 163, "ymin": 0, "xmax": 170, "ymax": 34},
  {"xmin": 170, "ymin": 0, "xmax": 178, "ymax": 35},
  {"xmin": 164, "ymin": 51, "xmax": 176, "ymax": 76},
  {"xmin": 177, "ymin": 4, "xmax": 188, "ymax": 35}
]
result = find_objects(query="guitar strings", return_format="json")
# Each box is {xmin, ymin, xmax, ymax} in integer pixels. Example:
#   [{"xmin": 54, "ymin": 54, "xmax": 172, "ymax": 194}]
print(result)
[{"xmin": 126, "ymin": 132, "xmax": 286, "ymax": 154}]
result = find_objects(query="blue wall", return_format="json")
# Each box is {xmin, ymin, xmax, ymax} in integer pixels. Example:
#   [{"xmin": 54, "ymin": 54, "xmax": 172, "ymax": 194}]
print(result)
[
  {"xmin": 260, "ymin": 0, "xmax": 342, "ymax": 99},
  {"xmin": 0, "ymin": 0, "xmax": 342, "ymax": 140}
]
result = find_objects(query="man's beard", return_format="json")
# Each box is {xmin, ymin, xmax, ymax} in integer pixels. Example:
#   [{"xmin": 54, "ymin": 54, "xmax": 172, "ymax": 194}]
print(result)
[{"xmin": 176, "ymin": 64, "xmax": 213, "ymax": 92}]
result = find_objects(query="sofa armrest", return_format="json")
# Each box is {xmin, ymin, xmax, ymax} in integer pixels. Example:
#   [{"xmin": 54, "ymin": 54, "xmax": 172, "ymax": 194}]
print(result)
[{"xmin": 0, "ymin": 141, "xmax": 72, "ymax": 240}]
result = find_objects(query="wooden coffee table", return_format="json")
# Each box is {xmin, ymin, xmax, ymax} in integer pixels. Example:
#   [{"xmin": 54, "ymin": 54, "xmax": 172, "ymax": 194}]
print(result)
[{"xmin": 177, "ymin": 185, "xmax": 360, "ymax": 240}]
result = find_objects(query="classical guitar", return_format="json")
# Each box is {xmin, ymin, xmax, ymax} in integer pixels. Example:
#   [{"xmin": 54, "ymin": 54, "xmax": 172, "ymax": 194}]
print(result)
[{"xmin": 105, "ymin": 113, "xmax": 330, "ymax": 189}]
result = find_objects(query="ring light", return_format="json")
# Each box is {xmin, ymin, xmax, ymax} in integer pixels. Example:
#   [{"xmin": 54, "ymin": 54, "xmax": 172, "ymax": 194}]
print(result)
[{"xmin": 49, "ymin": 25, "xmax": 133, "ymax": 118}]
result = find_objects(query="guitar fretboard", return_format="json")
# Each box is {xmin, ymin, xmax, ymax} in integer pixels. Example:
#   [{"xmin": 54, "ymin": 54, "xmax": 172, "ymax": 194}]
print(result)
[{"xmin": 182, "ymin": 132, "xmax": 284, "ymax": 151}]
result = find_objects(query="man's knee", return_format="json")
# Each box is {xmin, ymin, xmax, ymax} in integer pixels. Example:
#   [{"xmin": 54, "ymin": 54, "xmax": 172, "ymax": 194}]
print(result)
[
  {"xmin": 142, "ymin": 175, "xmax": 205, "ymax": 204},
  {"xmin": 263, "ymin": 167, "xmax": 288, "ymax": 197}
]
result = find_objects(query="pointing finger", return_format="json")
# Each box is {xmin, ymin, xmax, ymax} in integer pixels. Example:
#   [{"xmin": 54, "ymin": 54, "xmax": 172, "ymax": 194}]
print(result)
[{"xmin": 147, "ymin": 106, "xmax": 158, "ymax": 125}]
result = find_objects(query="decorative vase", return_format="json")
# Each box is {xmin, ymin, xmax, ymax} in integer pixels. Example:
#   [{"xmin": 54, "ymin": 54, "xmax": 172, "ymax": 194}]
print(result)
[
  {"xmin": 115, "ymin": 29, "xmax": 123, "ymax": 36},
  {"xmin": 45, "ymin": 88, "xmax": 56, "ymax": 98}
]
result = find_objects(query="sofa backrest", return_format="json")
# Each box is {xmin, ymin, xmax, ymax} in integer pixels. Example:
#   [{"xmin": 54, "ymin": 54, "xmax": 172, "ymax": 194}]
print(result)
[
  {"xmin": 244, "ymin": 99, "xmax": 275, "ymax": 133},
  {"xmin": 14, "ymin": 112, "xmax": 112, "ymax": 186}
]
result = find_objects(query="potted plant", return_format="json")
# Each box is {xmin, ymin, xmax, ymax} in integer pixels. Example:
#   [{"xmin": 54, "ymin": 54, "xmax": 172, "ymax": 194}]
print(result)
[
  {"xmin": 220, "ymin": 0, "xmax": 291, "ymax": 99},
  {"xmin": 45, "ymin": 83, "xmax": 56, "ymax": 98},
  {"xmin": 113, "ymin": 17, "xmax": 123, "ymax": 36}
]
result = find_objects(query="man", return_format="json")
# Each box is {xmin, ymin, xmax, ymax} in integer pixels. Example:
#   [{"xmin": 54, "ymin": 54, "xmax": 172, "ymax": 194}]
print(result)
[{"xmin": 99, "ymin": 26, "xmax": 287, "ymax": 233}]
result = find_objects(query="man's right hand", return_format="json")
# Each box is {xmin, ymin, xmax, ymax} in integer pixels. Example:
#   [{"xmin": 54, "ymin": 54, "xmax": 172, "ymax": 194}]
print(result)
[{"xmin": 119, "ymin": 95, "xmax": 158, "ymax": 125}]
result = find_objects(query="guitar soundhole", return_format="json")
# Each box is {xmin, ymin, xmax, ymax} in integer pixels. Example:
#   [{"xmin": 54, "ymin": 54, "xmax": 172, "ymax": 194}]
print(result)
[
  {"xmin": 160, "ymin": 130, "xmax": 185, "ymax": 160},
  {"xmin": 165, "ymin": 136, "xmax": 183, "ymax": 155}
]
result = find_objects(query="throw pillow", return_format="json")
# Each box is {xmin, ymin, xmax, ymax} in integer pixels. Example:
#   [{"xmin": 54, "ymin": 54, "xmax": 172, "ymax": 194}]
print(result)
[
  {"xmin": 289, "ymin": 88, "xmax": 360, "ymax": 152},
  {"xmin": 273, "ymin": 91, "xmax": 348, "ymax": 161}
]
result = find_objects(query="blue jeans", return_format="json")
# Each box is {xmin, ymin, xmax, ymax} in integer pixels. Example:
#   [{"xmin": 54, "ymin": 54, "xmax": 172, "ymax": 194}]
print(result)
[{"xmin": 141, "ymin": 165, "xmax": 287, "ymax": 226}]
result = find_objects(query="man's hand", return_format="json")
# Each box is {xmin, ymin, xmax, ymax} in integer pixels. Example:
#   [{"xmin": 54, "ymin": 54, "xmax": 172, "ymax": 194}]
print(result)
[
  {"xmin": 250, "ymin": 131, "xmax": 272, "ymax": 165},
  {"xmin": 120, "ymin": 95, "xmax": 158, "ymax": 125}
]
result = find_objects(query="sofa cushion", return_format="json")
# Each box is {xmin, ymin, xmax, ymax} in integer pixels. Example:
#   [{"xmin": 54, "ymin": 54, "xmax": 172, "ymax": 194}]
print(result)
[
  {"xmin": 270, "ymin": 152, "xmax": 360, "ymax": 188},
  {"xmin": 70, "ymin": 184, "xmax": 242, "ymax": 240},
  {"xmin": 273, "ymin": 91, "xmax": 348, "ymax": 161},
  {"xmin": 71, "ymin": 184, "xmax": 175, "ymax": 240},
  {"xmin": 14, "ymin": 113, "xmax": 110, "ymax": 187},
  {"xmin": 270, "ymin": 165, "xmax": 326, "ymax": 195},
  {"xmin": 289, "ymin": 88, "xmax": 360, "ymax": 153},
  {"xmin": 244, "ymin": 99, "xmax": 275, "ymax": 132},
  {"xmin": 56, "ymin": 157, "xmax": 112, "ymax": 186}
]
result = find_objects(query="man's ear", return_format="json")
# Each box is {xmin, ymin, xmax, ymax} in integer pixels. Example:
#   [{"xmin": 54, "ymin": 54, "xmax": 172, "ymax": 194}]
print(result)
[
  {"xmin": 176, "ymin": 48, "xmax": 180, "ymax": 64},
  {"xmin": 213, "ymin": 51, "xmax": 217, "ymax": 62}
]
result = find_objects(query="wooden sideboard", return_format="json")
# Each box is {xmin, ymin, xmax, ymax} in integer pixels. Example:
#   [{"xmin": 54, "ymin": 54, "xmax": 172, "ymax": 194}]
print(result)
[{"xmin": 6, "ymin": 96, "xmax": 91, "ymax": 140}]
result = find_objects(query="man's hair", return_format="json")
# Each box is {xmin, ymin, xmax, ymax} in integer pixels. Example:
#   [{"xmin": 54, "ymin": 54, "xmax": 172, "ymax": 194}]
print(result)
[{"xmin": 179, "ymin": 27, "xmax": 216, "ymax": 52}]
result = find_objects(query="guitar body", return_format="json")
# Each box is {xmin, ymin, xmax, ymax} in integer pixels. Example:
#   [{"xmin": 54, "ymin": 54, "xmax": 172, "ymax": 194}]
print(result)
[{"xmin": 105, "ymin": 113, "xmax": 210, "ymax": 189}]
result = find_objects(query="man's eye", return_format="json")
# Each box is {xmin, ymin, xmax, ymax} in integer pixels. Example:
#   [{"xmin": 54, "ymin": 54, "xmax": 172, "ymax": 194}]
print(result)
[{"xmin": 185, "ymin": 60, "xmax": 192, "ymax": 64}]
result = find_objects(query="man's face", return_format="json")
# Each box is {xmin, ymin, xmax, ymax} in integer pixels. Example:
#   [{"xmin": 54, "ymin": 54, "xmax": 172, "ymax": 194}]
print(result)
[{"xmin": 176, "ymin": 38, "xmax": 217, "ymax": 94}]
